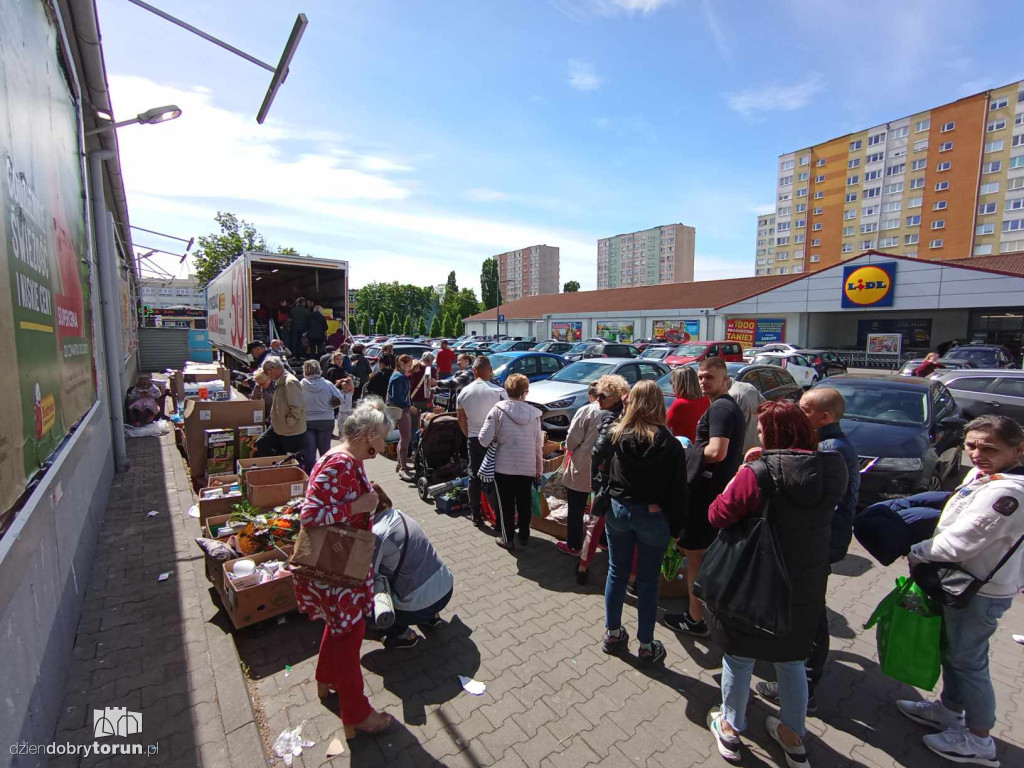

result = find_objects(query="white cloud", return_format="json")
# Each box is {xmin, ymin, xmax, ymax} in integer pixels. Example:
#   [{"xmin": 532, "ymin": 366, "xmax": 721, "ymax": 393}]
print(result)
[
  {"xmin": 700, "ymin": 0, "xmax": 731, "ymax": 63},
  {"xmin": 465, "ymin": 188, "xmax": 511, "ymax": 202},
  {"xmin": 725, "ymin": 73, "xmax": 825, "ymax": 118},
  {"xmin": 567, "ymin": 59, "xmax": 602, "ymax": 92},
  {"xmin": 751, "ymin": 204, "xmax": 775, "ymax": 216},
  {"xmin": 602, "ymin": 0, "xmax": 673, "ymax": 13},
  {"xmin": 552, "ymin": 0, "xmax": 673, "ymax": 18}
]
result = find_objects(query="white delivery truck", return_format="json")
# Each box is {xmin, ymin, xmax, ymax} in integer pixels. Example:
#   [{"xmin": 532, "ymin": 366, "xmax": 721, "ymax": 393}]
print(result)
[{"xmin": 206, "ymin": 251, "xmax": 350, "ymax": 368}]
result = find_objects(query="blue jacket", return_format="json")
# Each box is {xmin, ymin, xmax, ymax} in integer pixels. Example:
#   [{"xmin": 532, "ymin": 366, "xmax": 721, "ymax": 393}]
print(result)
[
  {"xmin": 818, "ymin": 422, "xmax": 860, "ymax": 563},
  {"xmin": 387, "ymin": 371, "xmax": 411, "ymax": 409}
]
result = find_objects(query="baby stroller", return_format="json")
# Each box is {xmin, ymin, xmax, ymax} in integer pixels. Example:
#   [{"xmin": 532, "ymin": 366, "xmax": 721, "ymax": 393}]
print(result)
[{"xmin": 413, "ymin": 412, "xmax": 468, "ymax": 502}]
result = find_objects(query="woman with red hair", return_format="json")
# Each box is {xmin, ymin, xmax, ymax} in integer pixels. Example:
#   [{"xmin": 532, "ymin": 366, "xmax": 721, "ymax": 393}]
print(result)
[{"xmin": 705, "ymin": 400, "xmax": 848, "ymax": 767}]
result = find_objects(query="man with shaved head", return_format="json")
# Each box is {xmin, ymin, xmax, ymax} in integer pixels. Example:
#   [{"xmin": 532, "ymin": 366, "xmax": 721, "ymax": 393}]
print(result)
[{"xmin": 757, "ymin": 386, "xmax": 861, "ymax": 712}]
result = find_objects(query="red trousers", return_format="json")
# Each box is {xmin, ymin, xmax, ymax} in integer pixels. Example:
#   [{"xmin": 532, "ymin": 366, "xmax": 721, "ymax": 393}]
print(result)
[{"xmin": 316, "ymin": 619, "xmax": 372, "ymax": 725}]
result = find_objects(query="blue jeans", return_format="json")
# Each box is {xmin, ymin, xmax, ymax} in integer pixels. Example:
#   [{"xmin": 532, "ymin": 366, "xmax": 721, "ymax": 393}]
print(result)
[
  {"xmin": 604, "ymin": 498, "xmax": 670, "ymax": 644},
  {"xmin": 940, "ymin": 594, "xmax": 1012, "ymax": 731},
  {"xmin": 722, "ymin": 655, "xmax": 807, "ymax": 736},
  {"xmin": 303, "ymin": 419, "xmax": 335, "ymax": 473}
]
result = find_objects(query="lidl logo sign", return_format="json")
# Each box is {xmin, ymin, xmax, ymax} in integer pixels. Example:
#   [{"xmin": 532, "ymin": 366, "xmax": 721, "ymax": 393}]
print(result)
[{"xmin": 842, "ymin": 262, "xmax": 896, "ymax": 308}]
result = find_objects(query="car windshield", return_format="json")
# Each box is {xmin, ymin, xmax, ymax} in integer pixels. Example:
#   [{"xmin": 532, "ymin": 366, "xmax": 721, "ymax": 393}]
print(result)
[
  {"xmin": 826, "ymin": 381, "xmax": 929, "ymax": 425},
  {"xmin": 752, "ymin": 355, "xmax": 784, "ymax": 366},
  {"xmin": 533, "ymin": 342, "xmax": 552, "ymax": 351},
  {"xmin": 549, "ymin": 361, "xmax": 615, "ymax": 384},
  {"xmin": 487, "ymin": 353, "xmax": 515, "ymax": 374},
  {"xmin": 946, "ymin": 348, "xmax": 997, "ymax": 365},
  {"xmin": 490, "ymin": 342, "xmax": 516, "ymax": 352},
  {"xmin": 567, "ymin": 343, "xmax": 590, "ymax": 354},
  {"xmin": 672, "ymin": 344, "xmax": 707, "ymax": 357},
  {"xmin": 641, "ymin": 348, "xmax": 669, "ymax": 359}
]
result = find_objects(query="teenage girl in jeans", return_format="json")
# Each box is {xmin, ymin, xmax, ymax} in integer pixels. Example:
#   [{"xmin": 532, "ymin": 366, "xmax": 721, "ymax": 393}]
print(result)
[{"xmin": 387, "ymin": 355, "xmax": 414, "ymax": 478}]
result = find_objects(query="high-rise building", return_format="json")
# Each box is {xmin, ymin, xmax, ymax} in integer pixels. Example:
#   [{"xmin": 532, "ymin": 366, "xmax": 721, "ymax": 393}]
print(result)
[
  {"xmin": 763, "ymin": 80, "xmax": 1024, "ymax": 275},
  {"xmin": 495, "ymin": 245, "xmax": 559, "ymax": 302},
  {"xmin": 755, "ymin": 213, "xmax": 776, "ymax": 276},
  {"xmin": 597, "ymin": 223, "xmax": 695, "ymax": 289},
  {"xmin": 139, "ymin": 277, "xmax": 205, "ymax": 310}
]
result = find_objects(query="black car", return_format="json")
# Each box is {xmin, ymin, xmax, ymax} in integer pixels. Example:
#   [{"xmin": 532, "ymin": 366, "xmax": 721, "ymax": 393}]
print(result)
[
  {"xmin": 532, "ymin": 341, "xmax": 575, "ymax": 355},
  {"xmin": 943, "ymin": 343, "xmax": 1016, "ymax": 369},
  {"xmin": 563, "ymin": 342, "xmax": 637, "ymax": 362},
  {"xmin": 800, "ymin": 349, "xmax": 847, "ymax": 378},
  {"xmin": 659, "ymin": 363, "xmax": 803, "ymax": 407},
  {"xmin": 810, "ymin": 376, "xmax": 966, "ymax": 505}
]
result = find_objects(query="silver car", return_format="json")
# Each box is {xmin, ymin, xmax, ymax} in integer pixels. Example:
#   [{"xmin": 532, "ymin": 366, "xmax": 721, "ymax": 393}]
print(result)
[
  {"xmin": 525, "ymin": 358, "xmax": 670, "ymax": 434},
  {"xmin": 933, "ymin": 369, "xmax": 1024, "ymax": 423}
]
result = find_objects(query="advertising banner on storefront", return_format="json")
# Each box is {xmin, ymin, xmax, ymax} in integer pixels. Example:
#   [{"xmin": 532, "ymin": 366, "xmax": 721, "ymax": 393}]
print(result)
[
  {"xmin": 725, "ymin": 318, "xmax": 756, "ymax": 348},
  {"xmin": 856, "ymin": 318, "xmax": 932, "ymax": 349},
  {"xmin": 867, "ymin": 333, "xmax": 902, "ymax": 355},
  {"xmin": 0, "ymin": 0, "xmax": 96, "ymax": 516},
  {"xmin": 550, "ymin": 321, "xmax": 582, "ymax": 342},
  {"xmin": 754, "ymin": 318, "xmax": 786, "ymax": 345},
  {"xmin": 595, "ymin": 321, "xmax": 634, "ymax": 343},
  {"xmin": 726, "ymin": 317, "xmax": 787, "ymax": 348},
  {"xmin": 842, "ymin": 262, "xmax": 896, "ymax": 308},
  {"xmin": 653, "ymin": 319, "xmax": 700, "ymax": 343}
]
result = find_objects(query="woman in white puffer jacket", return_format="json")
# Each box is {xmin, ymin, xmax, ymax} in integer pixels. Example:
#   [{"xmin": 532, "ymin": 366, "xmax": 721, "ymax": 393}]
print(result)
[
  {"xmin": 898, "ymin": 415, "xmax": 1024, "ymax": 768},
  {"xmin": 479, "ymin": 374, "xmax": 543, "ymax": 553}
]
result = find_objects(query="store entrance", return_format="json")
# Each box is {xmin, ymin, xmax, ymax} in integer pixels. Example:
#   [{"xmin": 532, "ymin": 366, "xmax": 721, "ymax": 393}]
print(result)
[{"xmin": 967, "ymin": 308, "xmax": 1024, "ymax": 357}]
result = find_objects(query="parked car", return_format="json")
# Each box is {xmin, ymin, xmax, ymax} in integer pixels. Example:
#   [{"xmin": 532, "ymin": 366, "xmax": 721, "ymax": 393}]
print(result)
[
  {"xmin": 799, "ymin": 349, "xmax": 847, "ymax": 378},
  {"xmin": 639, "ymin": 345, "xmax": 677, "ymax": 362},
  {"xmin": 488, "ymin": 340, "xmax": 535, "ymax": 353},
  {"xmin": 463, "ymin": 341, "xmax": 495, "ymax": 353},
  {"xmin": 364, "ymin": 343, "xmax": 432, "ymax": 365},
  {"xmin": 434, "ymin": 351, "xmax": 567, "ymax": 410},
  {"xmin": 942, "ymin": 343, "xmax": 1017, "ymax": 369},
  {"xmin": 898, "ymin": 357, "xmax": 977, "ymax": 377},
  {"xmin": 532, "ymin": 340, "xmax": 575, "ymax": 355},
  {"xmin": 811, "ymin": 376, "xmax": 966, "ymax": 505},
  {"xmin": 563, "ymin": 342, "xmax": 638, "ymax": 363},
  {"xmin": 525, "ymin": 358, "xmax": 669, "ymax": 433},
  {"xmin": 932, "ymin": 369, "xmax": 1024, "ymax": 423},
  {"xmin": 659, "ymin": 363, "xmax": 803, "ymax": 408},
  {"xmin": 750, "ymin": 351, "xmax": 820, "ymax": 388},
  {"xmin": 665, "ymin": 341, "xmax": 744, "ymax": 368}
]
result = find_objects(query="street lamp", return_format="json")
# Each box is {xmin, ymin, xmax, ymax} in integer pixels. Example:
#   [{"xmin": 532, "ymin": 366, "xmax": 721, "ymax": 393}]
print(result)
[{"xmin": 85, "ymin": 105, "xmax": 182, "ymax": 136}]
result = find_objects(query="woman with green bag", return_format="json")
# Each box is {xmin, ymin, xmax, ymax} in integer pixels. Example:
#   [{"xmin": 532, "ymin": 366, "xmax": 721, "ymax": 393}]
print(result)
[{"xmin": 897, "ymin": 415, "xmax": 1024, "ymax": 767}]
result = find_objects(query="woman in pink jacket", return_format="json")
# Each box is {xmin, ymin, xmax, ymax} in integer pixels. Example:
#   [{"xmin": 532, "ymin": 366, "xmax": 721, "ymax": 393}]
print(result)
[{"xmin": 479, "ymin": 374, "xmax": 543, "ymax": 552}]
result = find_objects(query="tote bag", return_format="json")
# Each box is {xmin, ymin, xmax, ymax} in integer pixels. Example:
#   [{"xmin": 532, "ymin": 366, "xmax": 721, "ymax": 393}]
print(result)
[
  {"xmin": 477, "ymin": 410, "xmax": 501, "ymax": 485},
  {"xmin": 864, "ymin": 576, "xmax": 942, "ymax": 690},
  {"xmin": 692, "ymin": 461, "xmax": 792, "ymax": 637},
  {"xmin": 912, "ymin": 532, "xmax": 1024, "ymax": 609}
]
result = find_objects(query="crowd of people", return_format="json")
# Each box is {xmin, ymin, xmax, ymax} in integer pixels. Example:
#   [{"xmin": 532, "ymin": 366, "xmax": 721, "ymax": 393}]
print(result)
[{"xmin": 241, "ymin": 338, "xmax": 1023, "ymax": 766}]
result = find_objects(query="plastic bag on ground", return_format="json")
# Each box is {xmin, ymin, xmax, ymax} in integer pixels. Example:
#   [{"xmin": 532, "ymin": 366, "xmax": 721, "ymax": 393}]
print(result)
[
  {"xmin": 125, "ymin": 421, "xmax": 170, "ymax": 438},
  {"xmin": 272, "ymin": 723, "xmax": 315, "ymax": 766}
]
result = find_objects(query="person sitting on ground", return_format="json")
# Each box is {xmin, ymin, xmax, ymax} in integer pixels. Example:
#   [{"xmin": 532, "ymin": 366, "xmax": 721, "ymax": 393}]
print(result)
[
  {"xmin": 557, "ymin": 381, "xmax": 603, "ymax": 557},
  {"xmin": 300, "ymin": 360, "xmax": 345, "ymax": 472},
  {"xmin": 706, "ymin": 400, "xmax": 846, "ymax": 767},
  {"xmin": 896, "ymin": 415, "xmax": 1024, "ymax": 767},
  {"xmin": 666, "ymin": 365, "xmax": 710, "ymax": 442},
  {"xmin": 914, "ymin": 352, "xmax": 943, "ymax": 378},
  {"xmin": 371, "ymin": 484, "xmax": 455, "ymax": 650},
  {"xmin": 126, "ymin": 374, "xmax": 163, "ymax": 426}
]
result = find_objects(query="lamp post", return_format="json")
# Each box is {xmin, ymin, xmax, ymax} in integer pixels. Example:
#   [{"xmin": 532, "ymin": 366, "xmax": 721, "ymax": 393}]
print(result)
[{"xmin": 85, "ymin": 105, "xmax": 181, "ymax": 136}]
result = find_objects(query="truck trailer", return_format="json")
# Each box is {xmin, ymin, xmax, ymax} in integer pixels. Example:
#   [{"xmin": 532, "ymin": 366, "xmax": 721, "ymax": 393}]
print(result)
[{"xmin": 206, "ymin": 251, "xmax": 350, "ymax": 367}]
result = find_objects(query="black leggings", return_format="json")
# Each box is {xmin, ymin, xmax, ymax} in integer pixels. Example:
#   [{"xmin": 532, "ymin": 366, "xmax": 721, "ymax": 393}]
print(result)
[{"xmin": 495, "ymin": 473, "xmax": 534, "ymax": 545}]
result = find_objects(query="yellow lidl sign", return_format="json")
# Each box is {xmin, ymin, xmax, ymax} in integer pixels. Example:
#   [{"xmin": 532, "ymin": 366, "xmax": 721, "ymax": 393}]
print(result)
[{"xmin": 842, "ymin": 262, "xmax": 896, "ymax": 308}]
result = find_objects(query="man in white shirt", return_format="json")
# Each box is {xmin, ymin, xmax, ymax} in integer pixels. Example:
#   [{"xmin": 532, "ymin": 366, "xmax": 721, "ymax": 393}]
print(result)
[{"xmin": 457, "ymin": 357, "xmax": 508, "ymax": 525}]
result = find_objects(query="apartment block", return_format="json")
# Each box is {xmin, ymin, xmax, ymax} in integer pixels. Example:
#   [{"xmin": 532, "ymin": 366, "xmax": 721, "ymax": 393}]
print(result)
[
  {"xmin": 495, "ymin": 245, "xmax": 559, "ymax": 302},
  {"xmin": 140, "ymin": 277, "xmax": 205, "ymax": 310},
  {"xmin": 762, "ymin": 80, "xmax": 1024, "ymax": 275},
  {"xmin": 754, "ymin": 213, "xmax": 776, "ymax": 276},
  {"xmin": 597, "ymin": 223, "xmax": 695, "ymax": 289}
]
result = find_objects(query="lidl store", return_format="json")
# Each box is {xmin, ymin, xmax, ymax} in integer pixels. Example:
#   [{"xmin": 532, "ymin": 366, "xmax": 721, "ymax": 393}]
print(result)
[{"xmin": 464, "ymin": 251, "xmax": 1024, "ymax": 359}]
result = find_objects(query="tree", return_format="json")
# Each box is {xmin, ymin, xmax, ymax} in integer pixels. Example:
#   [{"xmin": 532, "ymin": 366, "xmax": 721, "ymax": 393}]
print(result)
[
  {"xmin": 445, "ymin": 270, "xmax": 458, "ymax": 297},
  {"xmin": 563, "ymin": 280, "xmax": 580, "ymax": 293},
  {"xmin": 377, "ymin": 314, "xmax": 389, "ymax": 336},
  {"xmin": 455, "ymin": 288, "xmax": 481, "ymax": 319},
  {"xmin": 446, "ymin": 313, "xmax": 461, "ymax": 339},
  {"xmin": 430, "ymin": 314, "xmax": 442, "ymax": 338},
  {"xmin": 391, "ymin": 311, "xmax": 402, "ymax": 337},
  {"xmin": 480, "ymin": 257, "xmax": 501, "ymax": 309},
  {"xmin": 192, "ymin": 212, "xmax": 267, "ymax": 287},
  {"xmin": 417, "ymin": 317, "xmax": 427, "ymax": 336}
]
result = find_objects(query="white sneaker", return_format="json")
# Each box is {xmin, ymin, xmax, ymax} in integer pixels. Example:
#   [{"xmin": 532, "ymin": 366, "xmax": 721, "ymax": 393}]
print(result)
[
  {"xmin": 1012, "ymin": 633, "xmax": 1024, "ymax": 646},
  {"xmin": 765, "ymin": 716, "xmax": 810, "ymax": 767},
  {"xmin": 922, "ymin": 728, "xmax": 999, "ymax": 767},
  {"xmin": 896, "ymin": 699, "xmax": 966, "ymax": 730}
]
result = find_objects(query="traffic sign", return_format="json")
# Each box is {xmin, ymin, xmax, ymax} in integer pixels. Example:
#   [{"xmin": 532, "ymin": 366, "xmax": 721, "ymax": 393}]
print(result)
[{"xmin": 498, "ymin": 314, "xmax": 505, "ymax": 323}]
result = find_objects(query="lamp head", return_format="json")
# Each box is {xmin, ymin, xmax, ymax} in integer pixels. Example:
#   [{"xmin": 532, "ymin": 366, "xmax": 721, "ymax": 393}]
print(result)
[{"xmin": 137, "ymin": 105, "xmax": 182, "ymax": 124}]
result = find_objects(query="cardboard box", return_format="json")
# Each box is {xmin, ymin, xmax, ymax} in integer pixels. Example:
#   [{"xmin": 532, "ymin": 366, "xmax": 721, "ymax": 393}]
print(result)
[
  {"xmin": 181, "ymin": 399, "xmax": 265, "ymax": 488},
  {"xmin": 204, "ymin": 473, "xmax": 240, "ymax": 489},
  {"xmin": 245, "ymin": 466, "xmax": 309, "ymax": 508},
  {"xmin": 542, "ymin": 451, "xmax": 565, "ymax": 474},
  {"xmin": 529, "ymin": 493, "xmax": 567, "ymax": 540},
  {"xmin": 171, "ymin": 366, "xmax": 231, "ymax": 401},
  {"xmin": 236, "ymin": 455, "xmax": 299, "ymax": 486},
  {"xmin": 658, "ymin": 571, "xmax": 689, "ymax": 600},
  {"xmin": 237, "ymin": 426, "xmax": 262, "ymax": 460},
  {"xmin": 221, "ymin": 549, "xmax": 297, "ymax": 629},
  {"xmin": 201, "ymin": 514, "xmax": 236, "ymax": 590},
  {"xmin": 198, "ymin": 491, "xmax": 244, "ymax": 526},
  {"xmin": 206, "ymin": 428, "xmax": 235, "ymax": 458},
  {"xmin": 206, "ymin": 458, "xmax": 235, "ymax": 476}
]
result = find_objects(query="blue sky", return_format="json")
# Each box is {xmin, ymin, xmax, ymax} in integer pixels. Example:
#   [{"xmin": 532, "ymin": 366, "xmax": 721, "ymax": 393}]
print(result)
[{"xmin": 97, "ymin": 0, "xmax": 1024, "ymax": 292}]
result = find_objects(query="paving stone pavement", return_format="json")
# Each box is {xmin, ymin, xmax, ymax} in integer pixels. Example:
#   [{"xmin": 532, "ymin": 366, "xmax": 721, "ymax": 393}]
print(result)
[{"xmin": 45, "ymin": 429, "xmax": 1024, "ymax": 768}]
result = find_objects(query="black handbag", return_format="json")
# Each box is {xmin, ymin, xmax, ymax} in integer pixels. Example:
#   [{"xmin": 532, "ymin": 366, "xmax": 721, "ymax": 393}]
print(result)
[
  {"xmin": 692, "ymin": 460, "xmax": 793, "ymax": 637},
  {"xmin": 911, "ymin": 532, "xmax": 1024, "ymax": 609}
]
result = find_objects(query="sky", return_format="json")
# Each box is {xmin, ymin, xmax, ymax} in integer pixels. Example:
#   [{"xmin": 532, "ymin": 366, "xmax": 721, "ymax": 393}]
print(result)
[{"xmin": 97, "ymin": 0, "xmax": 1024, "ymax": 293}]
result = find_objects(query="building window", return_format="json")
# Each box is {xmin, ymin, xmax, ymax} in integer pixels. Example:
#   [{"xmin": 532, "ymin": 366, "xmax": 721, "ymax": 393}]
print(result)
[
  {"xmin": 910, "ymin": 177, "xmax": 924, "ymax": 189},
  {"xmin": 915, "ymin": 119, "xmax": 930, "ymax": 132},
  {"xmin": 987, "ymin": 119, "xmax": 1006, "ymax": 132},
  {"xmin": 799, "ymin": 154, "xmax": 810, "ymax": 165},
  {"xmin": 991, "ymin": 97, "xmax": 1009, "ymax": 110},
  {"xmin": 905, "ymin": 234, "xmax": 920, "ymax": 245},
  {"xmin": 980, "ymin": 182, "xmax": 1000, "ymax": 194},
  {"xmin": 859, "ymin": 239, "xmax": 876, "ymax": 249},
  {"xmin": 850, "ymin": 139, "xmax": 862, "ymax": 151},
  {"xmin": 845, "ymin": 192, "xmax": 857, "ymax": 203},
  {"xmin": 844, "ymin": 209, "xmax": 855, "ymax": 220},
  {"xmin": 841, "ymin": 243, "xmax": 853, "ymax": 253},
  {"xmin": 795, "ymin": 203, "xmax": 806, "ymax": 212},
  {"xmin": 779, "ymin": 175, "xmax": 793, "ymax": 186},
  {"xmin": 817, "ymin": 158, "xmax": 826, "ymax": 167},
  {"xmin": 861, "ymin": 222, "xmax": 878, "ymax": 233},
  {"xmin": 848, "ymin": 158, "xmax": 861, "ymax": 169},
  {"xmin": 813, "ymin": 174, "xmax": 824, "ymax": 182},
  {"xmin": 879, "ymin": 237, "xmax": 899, "ymax": 248},
  {"xmin": 937, "ymin": 161, "xmax": 951, "ymax": 172},
  {"xmin": 813, "ymin": 191, "xmax": 824, "ymax": 199},
  {"xmin": 810, "ymin": 253, "xmax": 820, "ymax": 262},
  {"xmin": 798, "ymin": 171, "xmax": 809, "ymax": 181},
  {"xmin": 779, "ymin": 193, "xmax": 791, "ymax": 201},
  {"xmin": 941, "ymin": 121, "xmax": 955, "ymax": 132},
  {"xmin": 908, "ymin": 196, "xmax": 923, "ymax": 208},
  {"xmin": 1003, "ymin": 219, "xmax": 1024, "ymax": 233},
  {"xmin": 974, "ymin": 244, "xmax": 994, "ymax": 256},
  {"xmin": 891, "ymin": 126, "xmax": 909, "ymax": 138},
  {"xmin": 868, "ymin": 132, "xmax": 886, "ymax": 145},
  {"xmin": 1010, "ymin": 156, "xmax": 1024, "ymax": 169},
  {"xmin": 906, "ymin": 215, "xmax": 921, "ymax": 226},
  {"xmin": 847, "ymin": 175, "xmax": 859, "ymax": 185},
  {"xmin": 778, "ymin": 206, "xmax": 791, "ymax": 215},
  {"xmin": 812, "ymin": 223, "xmax": 822, "ymax": 231},
  {"xmin": 864, "ymin": 169, "xmax": 882, "ymax": 181},
  {"xmin": 929, "ymin": 239, "xmax": 943, "ymax": 249},
  {"xmin": 983, "ymin": 160, "xmax": 1002, "ymax": 173},
  {"xmin": 913, "ymin": 139, "xmax": 928, "ymax": 152},
  {"xmin": 939, "ymin": 141, "xmax": 953, "ymax": 152},
  {"xmin": 911, "ymin": 159, "xmax": 927, "ymax": 171},
  {"xmin": 812, "ymin": 206, "xmax": 822, "ymax": 215},
  {"xmin": 882, "ymin": 218, "xmax": 900, "ymax": 230},
  {"xmin": 935, "ymin": 181, "xmax": 950, "ymax": 191},
  {"xmin": 986, "ymin": 140, "xmax": 1005, "ymax": 152},
  {"xmin": 795, "ymin": 218, "xmax": 806, "ymax": 228},
  {"xmin": 797, "ymin": 187, "xmax": 808, "ymax": 197},
  {"xmin": 979, "ymin": 202, "xmax": 997, "ymax": 214},
  {"xmin": 882, "ymin": 201, "xmax": 902, "ymax": 212},
  {"xmin": 1007, "ymin": 199, "xmax": 1024, "ymax": 212},
  {"xmin": 933, "ymin": 200, "xmax": 947, "ymax": 211},
  {"xmin": 977, "ymin": 223, "xmax": 995, "ymax": 235},
  {"xmin": 884, "ymin": 182, "xmax": 904, "ymax": 195},
  {"xmin": 1014, "ymin": 134, "xmax": 1024, "ymax": 147},
  {"xmin": 931, "ymin": 220, "xmax": 945, "ymax": 230},
  {"xmin": 795, "ymin": 234, "xmax": 805, "ymax": 243},
  {"xmin": 863, "ymin": 187, "xmax": 880, "ymax": 198},
  {"xmin": 862, "ymin": 204, "xmax": 879, "ymax": 216},
  {"xmin": 867, "ymin": 152, "xmax": 884, "ymax": 163},
  {"xmin": 843, "ymin": 226, "xmax": 855, "ymax": 236},
  {"xmin": 812, "ymin": 238, "xmax": 821, "ymax": 246}
]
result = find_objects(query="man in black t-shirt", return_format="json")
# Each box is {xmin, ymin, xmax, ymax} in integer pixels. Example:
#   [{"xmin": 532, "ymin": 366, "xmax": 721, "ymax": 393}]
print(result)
[{"xmin": 663, "ymin": 356, "xmax": 745, "ymax": 637}]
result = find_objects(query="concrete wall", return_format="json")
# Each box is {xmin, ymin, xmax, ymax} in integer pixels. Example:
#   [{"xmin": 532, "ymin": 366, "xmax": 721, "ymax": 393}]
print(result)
[{"xmin": 807, "ymin": 309, "xmax": 969, "ymax": 349}]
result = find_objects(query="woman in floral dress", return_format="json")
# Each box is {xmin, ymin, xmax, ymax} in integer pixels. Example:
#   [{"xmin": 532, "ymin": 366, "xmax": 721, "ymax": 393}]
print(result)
[{"xmin": 293, "ymin": 396, "xmax": 396, "ymax": 739}]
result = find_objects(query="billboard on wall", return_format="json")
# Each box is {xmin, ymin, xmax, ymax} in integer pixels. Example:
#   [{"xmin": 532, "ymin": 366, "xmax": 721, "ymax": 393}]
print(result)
[
  {"xmin": 653, "ymin": 320, "xmax": 700, "ymax": 343},
  {"xmin": 550, "ymin": 321, "xmax": 582, "ymax": 342},
  {"xmin": 595, "ymin": 321, "xmax": 634, "ymax": 343},
  {"xmin": 0, "ymin": 0, "xmax": 97, "ymax": 516},
  {"xmin": 842, "ymin": 262, "xmax": 896, "ymax": 308},
  {"xmin": 857, "ymin": 318, "xmax": 932, "ymax": 349},
  {"xmin": 725, "ymin": 318, "xmax": 787, "ymax": 348}
]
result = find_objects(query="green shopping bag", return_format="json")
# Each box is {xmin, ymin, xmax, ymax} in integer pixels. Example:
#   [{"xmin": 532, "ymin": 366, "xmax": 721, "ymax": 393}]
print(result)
[
  {"xmin": 531, "ymin": 485, "xmax": 543, "ymax": 517},
  {"xmin": 864, "ymin": 577, "xmax": 942, "ymax": 690},
  {"xmin": 661, "ymin": 538, "xmax": 685, "ymax": 581}
]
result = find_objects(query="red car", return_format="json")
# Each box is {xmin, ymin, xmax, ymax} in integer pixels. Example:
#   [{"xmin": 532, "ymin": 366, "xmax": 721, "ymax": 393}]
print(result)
[{"xmin": 664, "ymin": 340, "xmax": 744, "ymax": 368}]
